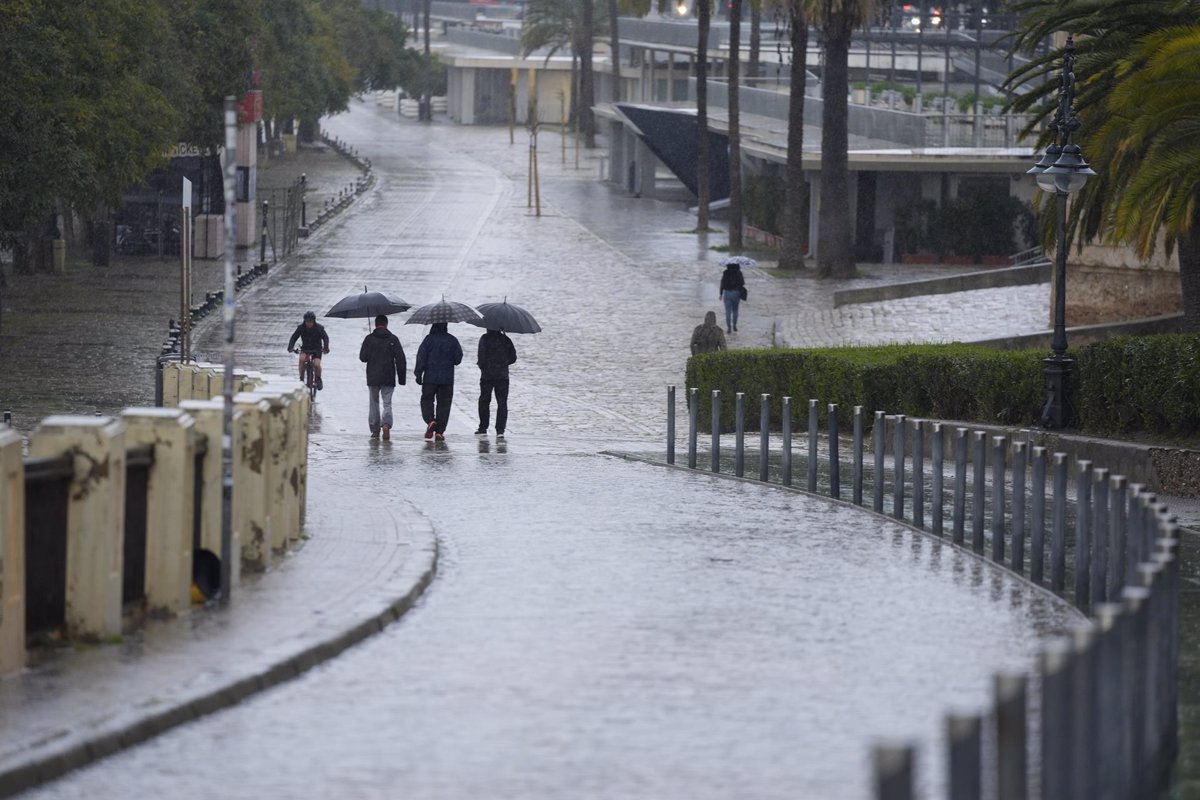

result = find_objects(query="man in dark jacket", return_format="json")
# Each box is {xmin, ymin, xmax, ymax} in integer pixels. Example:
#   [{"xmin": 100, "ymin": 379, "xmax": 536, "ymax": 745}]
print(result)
[
  {"xmin": 474, "ymin": 329, "xmax": 517, "ymax": 436},
  {"xmin": 358, "ymin": 314, "xmax": 406, "ymax": 440},
  {"xmin": 414, "ymin": 322, "xmax": 463, "ymax": 441}
]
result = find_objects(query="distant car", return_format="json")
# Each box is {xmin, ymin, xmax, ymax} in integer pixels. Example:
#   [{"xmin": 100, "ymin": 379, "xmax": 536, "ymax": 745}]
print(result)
[{"xmin": 899, "ymin": 4, "xmax": 942, "ymax": 31}]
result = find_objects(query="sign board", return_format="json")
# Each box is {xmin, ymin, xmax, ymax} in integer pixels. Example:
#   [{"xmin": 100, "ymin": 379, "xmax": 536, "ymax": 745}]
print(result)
[{"xmin": 238, "ymin": 90, "xmax": 263, "ymax": 125}]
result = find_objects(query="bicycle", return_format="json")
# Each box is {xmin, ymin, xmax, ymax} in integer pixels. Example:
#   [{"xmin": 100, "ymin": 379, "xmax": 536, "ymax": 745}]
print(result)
[{"xmin": 290, "ymin": 348, "xmax": 322, "ymax": 399}]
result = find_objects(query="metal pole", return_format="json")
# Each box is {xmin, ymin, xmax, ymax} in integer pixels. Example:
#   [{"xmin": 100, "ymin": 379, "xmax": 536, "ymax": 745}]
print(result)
[
  {"xmin": 947, "ymin": 714, "xmax": 982, "ymax": 800},
  {"xmin": 1052, "ymin": 453, "xmax": 1068, "ymax": 592},
  {"xmin": 873, "ymin": 744, "xmax": 915, "ymax": 800},
  {"xmin": 301, "ymin": 173, "xmax": 307, "ymax": 229},
  {"xmin": 931, "ymin": 422, "xmax": 943, "ymax": 536},
  {"xmin": 711, "ymin": 390, "xmax": 721, "ymax": 473},
  {"xmin": 735, "ymin": 392, "xmax": 746, "ymax": 477},
  {"xmin": 991, "ymin": 436, "xmax": 1006, "ymax": 563},
  {"xmin": 1011, "ymin": 442, "xmax": 1026, "ymax": 573},
  {"xmin": 219, "ymin": 97, "xmax": 237, "ymax": 604},
  {"xmin": 912, "ymin": 419, "xmax": 924, "ymax": 529},
  {"xmin": 1076, "ymin": 460, "xmax": 1093, "ymax": 608},
  {"xmin": 260, "ymin": 199, "xmax": 268, "ymax": 266},
  {"xmin": 953, "ymin": 427, "xmax": 967, "ymax": 545},
  {"xmin": 782, "ymin": 397, "xmax": 793, "ymax": 486},
  {"xmin": 759, "ymin": 394, "xmax": 770, "ymax": 482},
  {"xmin": 893, "ymin": 414, "xmax": 906, "ymax": 520},
  {"xmin": 688, "ymin": 387, "xmax": 698, "ymax": 469},
  {"xmin": 994, "ymin": 673, "xmax": 1028, "ymax": 800},
  {"xmin": 1031, "ymin": 446, "xmax": 1047, "ymax": 583},
  {"xmin": 807, "ymin": 399, "xmax": 818, "ymax": 492},
  {"xmin": 1092, "ymin": 468, "xmax": 1109, "ymax": 603},
  {"xmin": 828, "ymin": 403, "xmax": 839, "ymax": 498},
  {"xmin": 972, "ymin": 432, "xmax": 986, "ymax": 554},
  {"xmin": 1110, "ymin": 475, "xmax": 1127, "ymax": 594},
  {"xmin": 667, "ymin": 385, "xmax": 676, "ymax": 464},
  {"xmin": 1040, "ymin": 639, "xmax": 1075, "ymax": 800},
  {"xmin": 853, "ymin": 406, "xmax": 864, "ymax": 505},
  {"xmin": 873, "ymin": 412, "xmax": 886, "ymax": 512}
]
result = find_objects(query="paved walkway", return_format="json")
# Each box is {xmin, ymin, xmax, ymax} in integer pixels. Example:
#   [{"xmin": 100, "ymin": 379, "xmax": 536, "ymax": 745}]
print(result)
[{"xmin": 0, "ymin": 100, "xmax": 1181, "ymax": 799}]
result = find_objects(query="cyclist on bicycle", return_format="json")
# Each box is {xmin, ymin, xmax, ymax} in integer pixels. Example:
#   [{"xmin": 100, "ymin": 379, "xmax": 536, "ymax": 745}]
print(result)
[{"xmin": 287, "ymin": 311, "xmax": 330, "ymax": 389}]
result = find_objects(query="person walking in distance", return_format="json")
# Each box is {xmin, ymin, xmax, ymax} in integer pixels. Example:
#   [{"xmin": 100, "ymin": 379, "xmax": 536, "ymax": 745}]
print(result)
[
  {"xmin": 359, "ymin": 315, "xmax": 406, "ymax": 440},
  {"xmin": 474, "ymin": 328, "xmax": 517, "ymax": 436},
  {"xmin": 719, "ymin": 262, "xmax": 746, "ymax": 333},
  {"xmin": 414, "ymin": 322, "xmax": 463, "ymax": 441},
  {"xmin": 287, "ymin": 311, "xmax": 330, "ymax": 388},
  {"xmin": 690, "ymin": 310, "xmax": 727, "ymax": 355}
]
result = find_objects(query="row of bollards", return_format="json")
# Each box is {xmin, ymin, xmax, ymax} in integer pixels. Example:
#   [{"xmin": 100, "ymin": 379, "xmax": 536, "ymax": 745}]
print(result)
[
  {"xmin": 305, "ymin": 135, "xmax": 373, "ymax": 238},
  {"xmin": 668, "ymin": 386, "xmax": 1180, "ymax": 800}
]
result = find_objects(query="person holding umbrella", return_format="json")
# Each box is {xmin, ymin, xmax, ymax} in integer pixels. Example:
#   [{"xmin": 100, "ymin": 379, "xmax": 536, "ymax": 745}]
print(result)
[
  {"xmin": 718, "ymin": 257, "xmax": 753, "ymax": 333},
  {"xmin": 414, "ymin": 322, "xmax": 463, "ymax": 441},
  {"xmin": 474, "ymin": 329, "xmax": 517, "ymax": 436},
  {"xmin": 359, "ymin": 314, "xmax": 407, "ymax": 440}
]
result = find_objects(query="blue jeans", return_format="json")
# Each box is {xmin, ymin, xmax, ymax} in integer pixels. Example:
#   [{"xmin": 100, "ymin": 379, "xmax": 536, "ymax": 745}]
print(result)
[{"xmin": 722, "ymin": 290, "xmax": 741, "ymax": 330}]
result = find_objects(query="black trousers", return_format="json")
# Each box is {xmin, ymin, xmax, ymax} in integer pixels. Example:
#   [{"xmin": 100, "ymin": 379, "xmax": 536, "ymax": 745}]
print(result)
[
  {"xmin": 420, "ymin": 383, "xmax": 454, "ymax": 434},
  {"xmin": 478, "ymin": 378, "xmax": 509, "ymax": 433}
]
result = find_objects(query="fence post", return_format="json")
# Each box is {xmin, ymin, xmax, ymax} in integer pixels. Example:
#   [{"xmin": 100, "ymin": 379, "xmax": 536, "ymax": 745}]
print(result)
[
  {"xmin": 1110, "ymin": 476, "xmax": 1127, "ymax": 594},
  {"xmin": 912, "ymin": 420, "xmax": 924, "ymax": 529},
  {"xmin": 994, "ymin": 673, "xmax": 1028, "ymax": 800},
  {"xmin": 1092, "ymin": 468, "xmax": 1109, "ymax": 603},
  {"xmin": 873, "ymin": 744, "xmax": 915, "ymax": 800},
  {"xmin": 873, "ymin": 412, "xmax": 886, "ymax": 512},
  {"xmin": 828, "ymin": 403, "xmax": 840, "ymax": 498},
  {"xmin": 760, "ymin": 395, "xmax": 770, "ymax": 482},
  {"xmin": 853, "ymin": 406, "xmax": 864, "ymax": 505},
  {"xmin": 0, "ymin": 427, "xmax": 25, "ymax": 673},
  {"xmin": 1076, "ymin": 460, "xmax": 1094, "ymax": 609},
  {"xmin": 1040, "ymin": 638, "xmax": 1076, "ymax": 800},
  {"xmin": 782, "ymin": 397, "xmax": 793, "ymax": 486},
  {"xmin": 1052, "ymin": 453, "xmax": 1069, "ymax": 592},
  {"xmin": 931, "ymin": 422, "xmax": 944, "ymax": 536},
  {"xmin": 711, "ymin": 390, "xmax": 721, "ymax": 473},
  {"xmin": 1155, "ymin": 535, "xmax": 1181, "ymax": 777},
  {"xmin": 688, "ymin": 388, "xmax": 698, "ymax": 469},
  {"xmin": 1012, "ymin": 442, "xmax": 1026, "ymax": 574},
  {"xmin": 1094, "ymin": 603, "xmax": 1128, "ymax": 800},
  {"xmin": 991, "ymin": 436, "xmax": 1007, "ymax": 563},
  {"xmin": 893, "ymin": 415, "xmax": 906, "ymax": 520},
  {"xmin": 667, "ymin": 386, "xmax": 675, "ymax": 465},
  {"xmin": 953, "ymin": 428, "xmax": 967, "ymax": 545},
  {"xmin": 1122, "ymin": 586, "xmax": 1152, "ymax": 788},
  {"xmin": 808, "ymin": 400, "xmax": 819, "ymax": 492},
  {"xmin": 972, "ymin": 432, "xmax": 986, "ymax": 554},
  {"xmin": 735, "ymin": 393, "xmax": 746, "ymax": 478},
  {"xmin": 1031, "ymin": 446, "xmax": 1047, "ymax": 584},
  {"xmin": 947, "ymin": 714, "xmax": 982, "ymax": 800}
]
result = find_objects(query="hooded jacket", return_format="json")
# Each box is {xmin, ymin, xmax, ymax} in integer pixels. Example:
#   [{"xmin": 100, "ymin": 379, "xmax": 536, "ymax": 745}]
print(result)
[
  {"xmin": 414, "ymin": 323, "xmax": 463, "ymax": 385},
  {"xmin": 359, "ymin": 326, "xmax": 406, "ymax": 387},
  {"xmin": 477, "ymin": 330, "xmax": 517, "ymax": 381},
  {"xmin": 690, "ymin": 311, "xmax": 727, "ymax": 355},
  {"xmin": 719, "ymin": 266, "xmax": 745, "ymax": 293}
]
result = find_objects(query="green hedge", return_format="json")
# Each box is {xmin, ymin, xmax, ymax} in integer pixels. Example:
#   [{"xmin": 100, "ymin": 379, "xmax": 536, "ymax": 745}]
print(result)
[{"xmin": 685, "ymin": 336, "xmax": 1200, "ymax": 436}]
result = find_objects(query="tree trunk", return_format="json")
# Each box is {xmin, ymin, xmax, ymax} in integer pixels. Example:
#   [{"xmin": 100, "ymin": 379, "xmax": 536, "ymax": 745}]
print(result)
[
  {"xmin": 816, "ymin": 4, "xmax": 855, "ymax": 278},
  {"xmin": 728, "ymin": 0, "xmax": 743, "ymax": 250},
  {"xmin": 749, "ymin": 0, "xmax": 762, "ymax": 80},
  {"xmin": 609, "ymin": 0, "xmax": 621, "ymax": 102},
  {"xmin": 1179, "ymin": 223, "xmax": 1200, "ymax": 331},
  {"xmin": 580, "ymin": 0, "xmax": 597, "ymax": 148},
  {"xmin": 696, "ymin": 0, "xmax": 711, "ymax": 231},
  {"xmin": 779, "ymin": 0, "xmax": 807, "ymax": 271}
]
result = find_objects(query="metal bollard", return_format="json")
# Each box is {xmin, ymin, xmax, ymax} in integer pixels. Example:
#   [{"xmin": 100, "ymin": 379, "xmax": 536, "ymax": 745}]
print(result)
[
  {"xmin": 952, "ymin": 428, "xmax": 967, "ymax": 545},
  {"xmin": 994, "ymin": 673, "xmax": 1028, "ymax": 800},
  {"xmin": 1041, "ymin": 638, "xmax": 1076, "ymax": 800},
  {"xmin": 873, "ymin": 744, "xmax": 915, "ymax": 800},
  {"xmin": 912, "ymin": 419, "xmax": 924, "ymax": 530},
  {"xmin": 873, "ymin": 412, "xmax": 886, "ymax": 512},
  {"xmin": 931, "ymin": 422, "xmax": 943, "ymax": 536},
  {"xmin": 1071, "ymin": 623, "xmax": 1100, "ymax": 800},
  {"xmin": 1109, "ymin": 476, "xmax": 1127, "ymax": 596},
  {"xmin": 1031, "ymin": 446, "xmax": 1047, "ymax": 584},
  {"xmin": 893, "ymin": 415, "xmax": 906, "ymax": 520},
  {"xmin": 782, "ymin": 397, "xmax": 793, "ymax": 486},
  {"xmin": 1092, "ymin": 468, "xmax": 1109, "ymax": 604},
  {"xmin": 853, "ymin": 406, "xmax": 864, "ymax": 505},
  {"xmin": 947, "ymin": 713, "xmax": 982, "ymax": 800},
  {"xmin": 828, "ymin": 403, "xmax": 839, "ymax": 498},
  {"xmin": 687, "ymin": 388, "xmax": 698, "ymax": 469},
  {"xmin": 807, "ymin": 400, "xmax": 818, "ymax": 492},
  {"xmin": 759, "ymin": 395, "xmax": 770, "ymax": 482},
  {"xmin": 1076, "ymin": 460, "xmax": 1094, "ymax": 609},
  {"xmin": 734, "ymin": 393, "xmax": 745, "ymax": 478},
  {"xmin": 710, "ymin": 390, "xmax": 721, "ymax": 473},
  {"xmin": 972, "ymin": 432, "xmax": 986, "ymax": 554},
  {"xmin": 991, "ymin": 436, "xmax": 1006, "ymax": 563},
  {"xmin": 667, "ymin": 386, "xmax": 676, "ymax": 465},
  {"xmin": 1012, "ymin": 442, "xmax": 1026, "ymax": 574},
  {"xmin": 1052, "ymin": 453, "xmax": 1068, "ymax": 592},
  {"xmin": 1094, "ymin": 603, "xmax": 1128, "ymax": 800}
]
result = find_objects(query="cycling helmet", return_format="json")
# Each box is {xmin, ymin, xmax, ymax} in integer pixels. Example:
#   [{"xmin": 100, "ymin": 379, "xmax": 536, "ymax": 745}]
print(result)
[{"xmin": 303, "ymin": 311, "xmax": 316, "ymax": 322}]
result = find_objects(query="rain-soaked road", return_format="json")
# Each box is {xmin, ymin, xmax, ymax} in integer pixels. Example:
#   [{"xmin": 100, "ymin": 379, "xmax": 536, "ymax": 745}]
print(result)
[{"xmin": 16, "ymin": 102, "xmax": 1080, "ymax": 799}]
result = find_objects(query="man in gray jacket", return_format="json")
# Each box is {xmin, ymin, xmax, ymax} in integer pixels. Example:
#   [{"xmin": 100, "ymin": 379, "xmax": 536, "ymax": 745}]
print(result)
[
  {"xmin": 359, "ymin": 314, "xmax": 407, "ymax": 440},
  {"xmin": 475, "ymin": 329, "xmax": 517, "ymax": 436}
]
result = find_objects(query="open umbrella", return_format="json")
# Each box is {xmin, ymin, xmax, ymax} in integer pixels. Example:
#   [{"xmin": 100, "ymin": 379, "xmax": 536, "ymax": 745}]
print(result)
[
  {"xmin": 465, "ymin": 301, "xmax": 542, "ymax": 334},
  {"xmin": 720, "ymin": 255, "xmax": 757, "ymax": 268},
  {"xmin": 325, "ymin": 286, "xmax": 412, "ymax": 318},
  {"xmin": 405, "ymin": 298, "xmax": 482, "ymax": 325}
]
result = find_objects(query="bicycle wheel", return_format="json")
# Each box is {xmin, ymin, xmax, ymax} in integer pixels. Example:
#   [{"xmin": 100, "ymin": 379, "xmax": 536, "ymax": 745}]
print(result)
[{"xmin": 307, "ymin": 361, "xmax": 318, "ymax": 400}]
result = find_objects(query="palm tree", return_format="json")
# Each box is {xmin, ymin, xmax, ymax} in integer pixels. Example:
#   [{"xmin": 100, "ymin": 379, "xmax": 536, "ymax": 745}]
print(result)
[
  {"xmin": 522, "ymin": 0, "xmax": 605, "ymax": 145},
  {"xmin": 696, "ymin": 0, "xmax": 712, "ymax": 231},
  {"xmin": 779, "ymin": 0, "xmax": 810, "ymax": 270},
  {"xmin": 728, "ymin": 0, "xmax": 744, "ymax": 249},
  {"xmin": 1006, "ymin": 0, "xmax": 1200, "ymax": 327},
  {"xmin": 814, "ymin": 0, "xmax": 870, "ymax": 278}
]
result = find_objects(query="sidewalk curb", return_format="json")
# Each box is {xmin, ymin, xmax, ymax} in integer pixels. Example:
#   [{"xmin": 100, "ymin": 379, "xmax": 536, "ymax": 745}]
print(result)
[{"xmin": 0, "ymin": 526, "xmax": 438, "ymax": 798}]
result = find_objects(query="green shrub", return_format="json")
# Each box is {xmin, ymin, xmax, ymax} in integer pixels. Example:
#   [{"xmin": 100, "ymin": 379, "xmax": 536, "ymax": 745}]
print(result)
[{"xmin": 1076, "ymin": 334, "xmax": 1200, "ymax": 435}]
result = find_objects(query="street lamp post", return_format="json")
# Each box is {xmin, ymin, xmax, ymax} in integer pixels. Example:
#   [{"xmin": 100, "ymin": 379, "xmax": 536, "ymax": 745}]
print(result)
[{"xmin": 1026, "ymin": 35, "xmax": 1095, "ymax": 429}]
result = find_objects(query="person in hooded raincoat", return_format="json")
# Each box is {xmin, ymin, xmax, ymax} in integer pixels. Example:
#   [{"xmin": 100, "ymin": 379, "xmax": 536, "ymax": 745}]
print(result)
[
  {"xmin": 690, "ymin": 310, "xmax": 727, "ymax": 355},
  {"xmin": 358, "ymin": 314, "xmax": 406, "ymax": 440},
  {"xmin": 475, "ymin": 329, "xmax": 517, "ymax": 436},
  {"xmin": 719, "ymin": 263, "xmax": 746, "ymax": 333},
  {"xmin": 414, "ymin": 322, "xmax": 463, "ymax": 440}
]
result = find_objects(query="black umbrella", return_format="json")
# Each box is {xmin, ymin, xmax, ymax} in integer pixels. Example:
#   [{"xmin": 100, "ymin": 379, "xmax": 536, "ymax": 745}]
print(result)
[
  {"xmin": 465, "ymin": 301, "xmax": 542, "ymax": 334},
  {"xmin": 325, "ymin": 287, "xmax": 412, "ymax": 318},
  {"xmin": 405, "ymin": 298, "xmax": 482, "ymax": 325}
]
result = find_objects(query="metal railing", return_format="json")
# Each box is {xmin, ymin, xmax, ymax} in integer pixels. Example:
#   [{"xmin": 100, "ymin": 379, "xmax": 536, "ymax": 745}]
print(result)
[{"xmin": 666, "ymin": 386, "xmax": 1179, "ymax": 799}]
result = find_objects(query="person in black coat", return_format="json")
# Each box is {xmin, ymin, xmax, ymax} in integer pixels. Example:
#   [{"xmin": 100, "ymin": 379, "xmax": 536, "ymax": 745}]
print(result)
[
  {"xmin": 719, "ymin": 263, "xmax": 746, "ymax": 333},
  {"xmin": 358, "ymin": 314, "xmax": 406, "ymax": 440},
  {"xmin": 474, "ymin": 329, "xmax": 517, "ymax": 436},
  {"xmin": 414, "ymin": 322, "xmax": 463, "ymax": 440}
]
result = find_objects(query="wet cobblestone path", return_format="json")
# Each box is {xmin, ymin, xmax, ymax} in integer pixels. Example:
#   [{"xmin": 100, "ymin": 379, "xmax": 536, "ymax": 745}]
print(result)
[{"xmin": 16, "ymin": 102, "xmax": 1079, "ymax": 799}]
